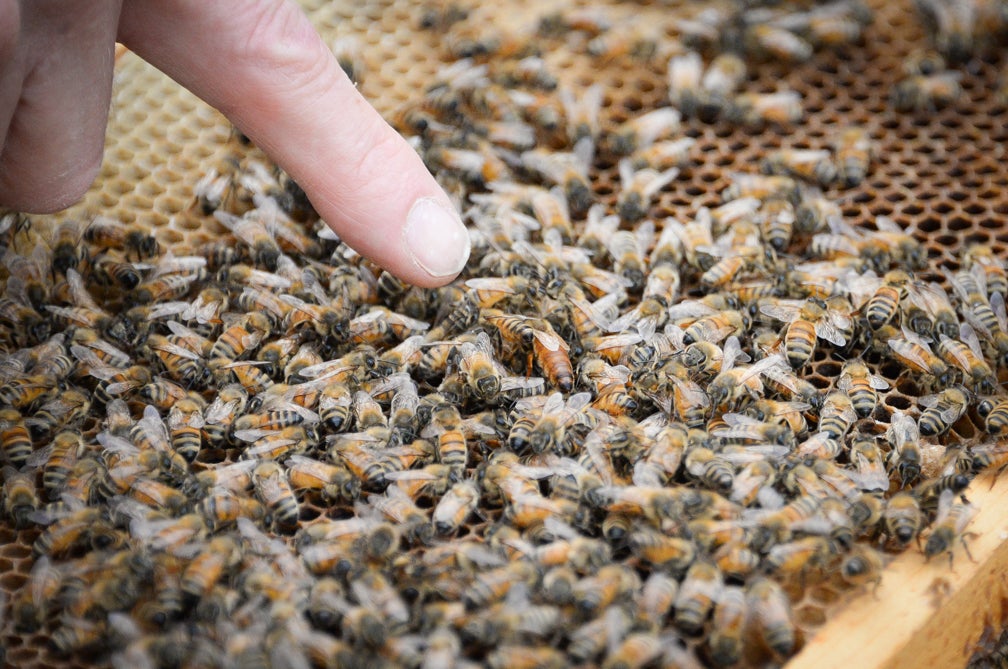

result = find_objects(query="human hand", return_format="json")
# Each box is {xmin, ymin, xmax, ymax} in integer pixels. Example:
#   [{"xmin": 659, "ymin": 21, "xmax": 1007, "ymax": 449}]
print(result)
[{"xmin": 0, "ymin": 0, "xmax": 470, "ymax": 287}]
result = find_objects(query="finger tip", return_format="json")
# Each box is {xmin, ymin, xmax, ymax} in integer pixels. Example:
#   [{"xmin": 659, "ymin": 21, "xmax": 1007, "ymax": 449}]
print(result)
[{"xmin": 402, "ymin": 197, "xmax": 471, "ymax": 286}]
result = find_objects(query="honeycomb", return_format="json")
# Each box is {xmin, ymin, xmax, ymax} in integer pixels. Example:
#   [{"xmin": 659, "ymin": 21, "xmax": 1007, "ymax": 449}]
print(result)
[{"xmin": 1, "ymin": 0, "xmax": 1008, "ymax": 668}]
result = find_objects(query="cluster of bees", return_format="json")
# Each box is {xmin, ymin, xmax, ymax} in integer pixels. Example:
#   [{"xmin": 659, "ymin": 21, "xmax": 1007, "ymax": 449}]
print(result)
[{"xmin": 1, "ymin": 0, "xmax": 1008, "ymax": 667}]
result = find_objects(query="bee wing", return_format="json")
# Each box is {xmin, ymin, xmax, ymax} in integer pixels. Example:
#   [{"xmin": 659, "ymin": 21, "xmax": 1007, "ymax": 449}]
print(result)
[
  {"xmin": 69, "ymin": 345, "xmax": 117, "ymax": 376},
  {"xmin": 204, "ymin": 398, "xmax": 241, "ymax": 424},
  {"xmin": 297, "ymin": 360, "xmax": 354, "ymax": 381},
  {"xmin": 720, "ymin": 444, "xmax": 790, "ymax": 463},
  {"xmin": 465, "ymin": 277, "xmax": 519, "ymax": 294},
  {"xmin": 24, "ymin": 443, "xmax": 54, "ymax": 469},
  {"xmin": 868, "ymin": 374, "xmax": 890, "ymax": 390},
  {"xmin": 667, "ymin": 300, "xmax": 718, "ymax": 321},
  {"xmin": 96, "ymin": 430, "xmax": 141, "ymax": 455},
  {"xmin": 917, "ymin": 393, "xmax": 940, "ymax": 409},
  {"xmin": 992, "ymin": 291, "xmax": 1008, "ymax": 331},
  {"xmin": 105, "ymin": 380, "xmax": 143, "ymax": 395},
  {"xmin": 30, "ymin": 555, "xmax": 58, "ymax": 606},
  {"xmin": 758, "ymin": 302, "xmax": 798, "ymax": 324},
  {"xmin": 254, "ymin": 468, "xmax": 287, "ymax": 499},
  {"xmin": 741, "ymin": 354, "xmax": 785, "ymax": 385},
  {"xmin": 937, "ymin": 403, "xmax": 967, "ymax": 423},
  {"xmin": 542, "ymin": 392, "xmax": 566, "ymax": 415},
  {"xmin": 532, "ymin": 328, "xmax": 568, "ymax": 352},
  {"xmin": 887, "ymin": 337, "xmax": 932, "ymax": 372},
  {"xmin": 65, "ymin": 268, "xmax": 104, "ymax": 312},
  {"xmin": 564, "ymin": 391, "xmax": 594, "ymax": 414},
  {"xmin": 500, "ymin": 375, "xmax": 546, "ymax": 395},
  {"xmin": 938, "ymin": 333, "xmax": 977, "ymax": 374},
  {"xmin": 812, "ymin": 320, "xmax": 847, "ymax": 347},
  {"xmin": 151, "ymin": 339, "xmax": 202, "ymax": 361},
  {"xmin": 719, "ymin": 412, "xmax": 760, "ymax": 427},
  {"xmin": 146, "ymin": 301, "xmax": 191, "ymax": 321},
  {"xmin": 474, "ymin": 331, "xmax": 496, "ymax": 356},
  {"xmin": 232, "ymin": 428, "xmax": 285, "ymax": 443},
  {"xmin": 851, "ymin": 451, "xmax": 889, "ymax": 492},
  {"xmin": 958, "ymin": 322, "xmax": 986, "ymax": 358},
  {"xmin": 721, "ymin": 335, "xmax": 743, "ymax": 371}
]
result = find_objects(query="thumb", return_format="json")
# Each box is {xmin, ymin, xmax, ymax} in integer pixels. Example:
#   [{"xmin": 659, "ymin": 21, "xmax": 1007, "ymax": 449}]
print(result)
[{"xmin": 118, "ymin": 0, "xmax": 470, "ymax": 287}]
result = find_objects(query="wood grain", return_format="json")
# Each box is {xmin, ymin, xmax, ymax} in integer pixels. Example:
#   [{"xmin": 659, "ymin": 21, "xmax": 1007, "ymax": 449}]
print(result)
[{"xmin": 789, "ymin": 472, "xmax": 1008, "ymax": 669}]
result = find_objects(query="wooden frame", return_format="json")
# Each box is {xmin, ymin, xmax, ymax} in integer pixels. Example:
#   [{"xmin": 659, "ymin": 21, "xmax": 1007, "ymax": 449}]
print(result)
[{"xmin": 790, "ymin": 473, "xmax": 1008, "ymax": 669}]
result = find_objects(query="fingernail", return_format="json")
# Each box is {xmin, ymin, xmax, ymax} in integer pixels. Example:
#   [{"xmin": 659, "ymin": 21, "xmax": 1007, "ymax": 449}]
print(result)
[{"xmin": 404, "ymin": 197, "xmax": 470, "ymax": 278}]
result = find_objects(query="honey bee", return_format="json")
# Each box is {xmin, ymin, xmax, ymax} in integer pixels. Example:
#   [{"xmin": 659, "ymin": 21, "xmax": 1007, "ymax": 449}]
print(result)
[
  {"xmin": 814, "ymin": 390, "xmax": 857, "ymax": 441},
  {"xmin": 285, "ymin": 454, "xmax": 359, "ymax": 502},
  {"xmin": 760, "ymin": 296, "xmax": 851, "ymax": 368},
  {"xmin": 606, "ymin": 107, "xmax": 681, "ymax": 157},
  {"xmin": 964, "ymin": 243, "xmax": 1008, "ymax": 301},
  {"xmin": 978, "ymin": 397, "xmax": 1008, "ymax": 436},
  {"xmin": 521, "ymin": 138, "xmax": 595, "ymax": 216},
  {"xmin": 831, "ymin": 125, "xmax": 875, "ymax": 187},
  {"xmin": 747, "ymin": 577, "xmax": 796, "ymax": 657},
  {"xmin": 884, "ymin": 491, "xmax": 924, "ymax": 546},
  {"xmin": 724, "ymin": 90, "xmax": 803, "ymax": 127},
  {"xmin": 251, "ymin": 460, "xmax": 300, "ymax": 531},
  {"xmin": 667, "ymin": 50, "xmax": 712, "ymax": 119},
  {"xmin": 914, "ymin": 473, "xmax": 973, "ymax": 513},
  {"xmin": 680, "ymin": 307, "xmax": 747, "ymax": 346},
  {"xmin": 850, "ymin": 491, "xmax": 891, "ymax": 540},
  {"xmin": 836, "ymin": 359, "xmax": 889, "ymax": 418},
  {"xmin": 631, "ymin": 137, "xmax": 696, "ymax": 171},
  {"xmin": 455, "ymin": 331, "xmax": 503, "ymax": 401},
  {"xmin": 918, "ymin": 386, "xmax": 970, "ymax": 437},
  {"xmin": 486, "ymin": 645, "xmax": 566, "ymax": 669},
  {"xmin": 840, "ymin": 544, "xmax": 885, "ymax": 590},
  {"xmin": 84, "ymin": 217, "xmax": 160, "ymax": 259},
  {"xmin": 683, "ymin": 446, "xmax": 735, "ymax": 494},
  {"xmin": 887, "ymin": 326, "xmax": 954, "ymax": 387},
  {"xmin": 49, "ymin": 616, "xmax": 107, "ymax": 655},
  {"xmin": 573, "ymin": 563, "xmax": 641, "ymax": 617},
  {"xmin": 2, "ymin": 465, "xmax": 38, "ymax": 528},
  {"xmin": 925, "ymin": 490, "xmax": 977, "ymax": 563},
  {"xmin": 707, "ymin": 343, "xmax": 779, "ymax": 412},
  {"xmin": 214, "ymin": 210, "xmax": 282, "ymax": 270},
  {"xmin": 937, "ymin": 322, "xmax": 995, "ymax": 392},
  {"xmin": 0, "ymin": 409, "xmax": 32, "ymax": 468},
  {"xmin": 534, "ymin": 392, "xmax": 596, "ymax": 456},
  {"xmin": 674, "ymin": 560, "xmax": 722, "ymax": 635},
  {"xmin": 884, "ymin": 409, "xmax": 922, "ymax": 486},
  {"xmin": 423, "ymin": 403, "xmax": 468, "ymax": 480},
  {"xmin": 601, "ymin": 632, "xmax": 664, "ymax": 669},
  {"xmin": 745, "ymin": 23, "xmax": 814, "ymax": 62},
  {"xmin": 432, "ymin": 479, "xmax": 480, "ymax": 535},
  {"xmin": 180, "ymin": 535, "xmax": 241, "ymax": 601},
  {"xmin": 761, "ymin": 148, "xmax": 837, "ymax": 187},
  {"xmin": 197, "ymin": 487, "xmax": 265, "ymax": 531},
  {"xmin": 707, "ymin": 586, "xmax": 747, "ymax": 667},
  {"xmin": 628, "ymin": 525, "xmax": 697, "ymax": 571},
  {"xmin": 32, "ymin": 506, "xmax": 104, "ymax": 556},
  {"xmin": 166, "ymin": 397, "xmax": 204, "ymax": 462},
  {"xmin": 530, "ymin": 325, "xmax": 574, "ymax": 393},
  {"xmin": 849, "ymin": 436, "xmax": 890, "ymax": 493},
  {"xmin": 616, "ymin": 160, "xmax": 678, "ymax": 223},
  {"xmin": 201, "ymin": 383, "xmax": 248, "ymax": 445},
  {"xmin": 891, "ymin": 71, "xmax": 962, "ymax": 111}
]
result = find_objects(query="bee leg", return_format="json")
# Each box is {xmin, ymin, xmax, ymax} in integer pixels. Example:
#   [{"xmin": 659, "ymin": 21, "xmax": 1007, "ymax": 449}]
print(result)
[{"xmin": 960, "ymin": 532, "xmax": 979, "ymax": 564}]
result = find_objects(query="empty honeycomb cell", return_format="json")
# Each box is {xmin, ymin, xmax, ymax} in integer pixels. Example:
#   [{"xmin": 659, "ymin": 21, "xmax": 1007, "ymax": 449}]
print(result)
[{"xmin": 0, "ymin": 572, "xmax": 26, "ymax": 591}]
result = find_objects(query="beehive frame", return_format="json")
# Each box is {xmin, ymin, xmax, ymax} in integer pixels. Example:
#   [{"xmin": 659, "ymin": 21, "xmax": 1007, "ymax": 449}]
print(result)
[{"xmin": 3, "ymin": 0, "xmax": 1008, "ymax": 667}]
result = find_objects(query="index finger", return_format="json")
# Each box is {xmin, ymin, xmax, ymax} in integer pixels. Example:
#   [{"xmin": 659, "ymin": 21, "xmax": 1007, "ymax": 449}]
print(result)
[{"xmin": 118, "ymin": 0, "xmax": 470, "ymax": 287}]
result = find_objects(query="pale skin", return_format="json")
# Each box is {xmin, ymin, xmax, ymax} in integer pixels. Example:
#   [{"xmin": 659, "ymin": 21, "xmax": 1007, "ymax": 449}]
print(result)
[{"xmin": 0, "ymin": 0, "xmax": 471, "ymax": 287}]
